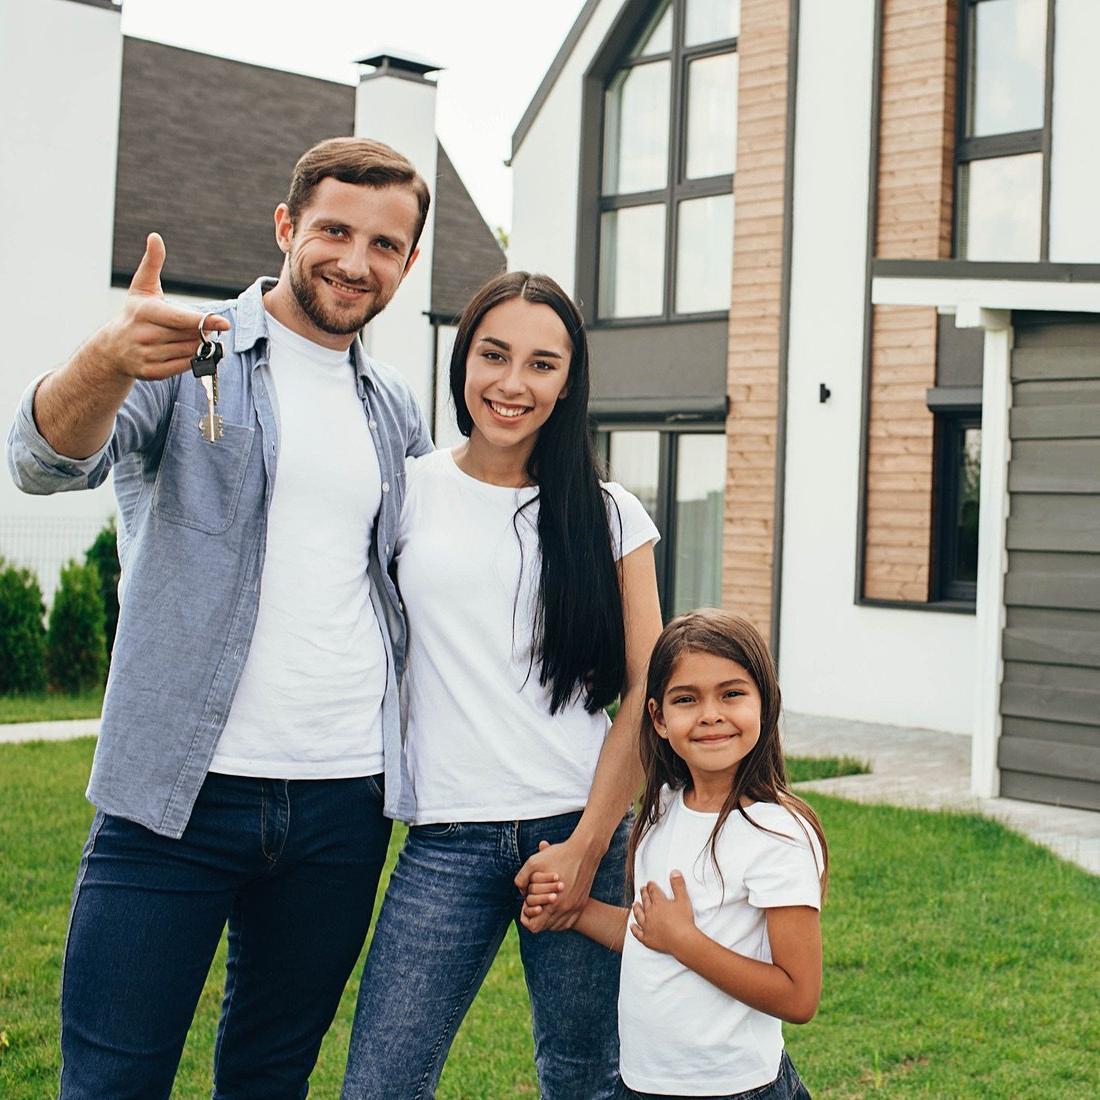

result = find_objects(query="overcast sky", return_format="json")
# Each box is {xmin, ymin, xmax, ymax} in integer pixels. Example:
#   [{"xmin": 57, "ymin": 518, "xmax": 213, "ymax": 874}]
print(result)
[{"xmin": 119, "ymin": 0, "xmax": 588, "ymax": 234}]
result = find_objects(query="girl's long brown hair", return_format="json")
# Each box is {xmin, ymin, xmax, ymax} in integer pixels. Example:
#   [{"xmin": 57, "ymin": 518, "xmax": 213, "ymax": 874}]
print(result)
[{"xmin": 627, "ymin": 609, "xmax": 828, "ymax": 897}]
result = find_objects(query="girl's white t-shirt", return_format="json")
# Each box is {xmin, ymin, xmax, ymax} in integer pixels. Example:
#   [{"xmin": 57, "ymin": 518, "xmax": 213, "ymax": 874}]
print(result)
[
  {"xmin": 211, "ymin": 312, "xmax": 387, "ymax": 778},
  {"xmin": 395, "ymin": 447, "xmax": 659, "ymax": 824},
  {"xmin": 619, "ymin": 786, "xmax": 824, "ymax": 1096}
]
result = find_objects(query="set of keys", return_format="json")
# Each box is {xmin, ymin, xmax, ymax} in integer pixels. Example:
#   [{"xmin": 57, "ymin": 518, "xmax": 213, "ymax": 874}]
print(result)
[{"xmin": 191, "ymin": 313, "xmax": 224, "ymax": 443}]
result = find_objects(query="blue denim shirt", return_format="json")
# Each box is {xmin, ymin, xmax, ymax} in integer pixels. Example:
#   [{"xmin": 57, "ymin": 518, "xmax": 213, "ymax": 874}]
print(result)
[{"xmin": 7, "ymin": 278, "xmax": 431, "ymax": 836}]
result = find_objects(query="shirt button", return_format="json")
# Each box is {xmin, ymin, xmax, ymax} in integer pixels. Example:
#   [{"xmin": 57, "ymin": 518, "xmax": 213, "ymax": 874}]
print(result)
[
  {"xmin": 369, "ymin": 420, "xmax": 378, "ymax": 430},
  {"xmin": 382, "ymin": 482, "xmax": 390, "ymax": 493},
  {"xmin": 384, "ymin": 543, "xmax": 391, "ymax": 555}
]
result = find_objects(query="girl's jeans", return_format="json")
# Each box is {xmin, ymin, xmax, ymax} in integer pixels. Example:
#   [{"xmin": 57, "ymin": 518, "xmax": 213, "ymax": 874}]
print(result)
[
  {"xmin": 341, "ymin": 810, "xmax": 630, "ymax": 1100},
  {"xmin": 622, "ymin": 1050, "xmax": 812, "ymax": 1100}
]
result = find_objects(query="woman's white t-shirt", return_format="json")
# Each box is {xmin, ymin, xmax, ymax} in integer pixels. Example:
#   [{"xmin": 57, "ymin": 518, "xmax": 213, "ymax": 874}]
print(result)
[
  {"xmin": 395, "ymin": 447, "xmax": 658, "ymax": 824},
  {"xmin": 619, "ymin": 787, "xmax": 824, "ymax": 1096}
]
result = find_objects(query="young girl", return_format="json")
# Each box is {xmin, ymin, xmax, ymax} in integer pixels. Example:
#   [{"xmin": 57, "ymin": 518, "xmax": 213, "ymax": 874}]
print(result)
[{"xmin": 523, "ymin": 610, "xmax": 827, "ymax": 1100}]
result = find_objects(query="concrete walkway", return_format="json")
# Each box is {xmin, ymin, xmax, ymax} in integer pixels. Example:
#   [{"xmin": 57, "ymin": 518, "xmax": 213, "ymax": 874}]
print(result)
[
  {"xmin": 784, "ymin": 712, "xmax": 1100, "ymax": 876},
  {"xmin": 3, "ymin": 713, "xmax": 1097, "ymax": 875}
]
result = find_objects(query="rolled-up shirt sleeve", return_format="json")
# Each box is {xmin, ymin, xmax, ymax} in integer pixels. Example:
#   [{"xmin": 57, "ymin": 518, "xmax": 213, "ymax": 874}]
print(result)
[{"xmin": 7, "ymin": 372, "xmax": 174, "ymax": 495}]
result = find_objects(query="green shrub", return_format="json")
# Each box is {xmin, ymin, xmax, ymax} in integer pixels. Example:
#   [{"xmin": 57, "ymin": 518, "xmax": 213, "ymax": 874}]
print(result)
[
  {"xmin": 0, "ymin": 560, "xmax": 47, "ymax": 694},
  {"xmin": 84, "ymin": 520, "xmax": 120, "ymax": 657},
  {"xmin": 46, "ymin": 561, "xmax": 106, "ymax": 693}
]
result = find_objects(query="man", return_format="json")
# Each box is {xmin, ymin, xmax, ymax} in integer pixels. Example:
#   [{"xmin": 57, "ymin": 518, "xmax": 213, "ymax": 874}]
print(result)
[{"xmin": 8, "ymin": 137, "xmax": 432, "ymax": 1099}]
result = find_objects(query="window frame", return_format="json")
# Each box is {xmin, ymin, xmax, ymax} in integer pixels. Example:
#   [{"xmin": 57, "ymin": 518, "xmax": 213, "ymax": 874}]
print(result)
[
  {"xmin": 930, "ymin": 409, "xmax": 982, "ymax": 607},
  {"xmin": 595, "ymin": 421, "xmax": 725, "ymax": 618},
  {"xmin": 588, "ymin": 0, "xmax": 738, "ymax": 327},
  {"xmin": 954, "ymin": 0, "xmax": 1056, "ymax": 261}
]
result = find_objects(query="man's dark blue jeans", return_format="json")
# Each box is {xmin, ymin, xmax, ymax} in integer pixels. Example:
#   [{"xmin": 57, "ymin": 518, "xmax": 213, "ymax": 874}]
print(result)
[{"xmin": 58, "ymin": 771, "xmax": 392, "ymax": 1100}]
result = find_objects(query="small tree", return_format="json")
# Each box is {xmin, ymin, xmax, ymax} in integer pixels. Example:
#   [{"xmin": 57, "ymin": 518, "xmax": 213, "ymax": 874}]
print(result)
[
  {"xmin": 85, "ymin": 519, "xmax": 121, "ymax": 657},
  {"xmin": 0, "ymin": 560, "xmax": 47, "ymax": 694},
  {"xmin": 47, "ymin": 561, "xmax": 107, "ymax": 693}
]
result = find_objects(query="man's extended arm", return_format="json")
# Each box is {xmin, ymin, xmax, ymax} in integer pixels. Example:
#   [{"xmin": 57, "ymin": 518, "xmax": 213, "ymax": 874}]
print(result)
[{"xmin": 33, "ymin": 233, "xmax": 230, "ymax": 460}]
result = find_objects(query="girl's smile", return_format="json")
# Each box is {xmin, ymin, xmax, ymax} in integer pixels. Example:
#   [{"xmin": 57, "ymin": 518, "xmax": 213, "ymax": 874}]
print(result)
[{"xmin": 650, "ymin": 649, "xmax": 762, "ymax": 806}]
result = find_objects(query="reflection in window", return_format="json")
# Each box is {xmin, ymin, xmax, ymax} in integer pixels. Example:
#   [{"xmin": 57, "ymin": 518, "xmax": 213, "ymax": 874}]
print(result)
[
  {"xmin": 630, "ymin": 2, "xmax": 672, "ymax": 59},
  {"xmin": 954, "ymin": 427, "xmax": 981, "ymax": 586},
  {"xmin": 686, "ymin": 52, "xmax": 738, "ymax": 178},
  {"xmin": 934, "ymin": 414, "xmax": 981, "ymax": 603},
  {"xmin": 685, "ymin": 0, "xmax": 741, "ymax": 46},
  {"xmin": 676, "ymin": 194, "xmax": 734, "ymax": 314},
  {"xmin": 962, "ymin": 153, "xmax": 1042, "ymax": 261},
  {"xmin": 969, "ymin": 0, "xmax": 1045, "ymax": 136},
  {"xmin": 673, "ymin": 434, "xmax": 726, "ymax": 613},
  {"xmin": 608, "ymin": 431, "xmax": 661, "ymax": 519},
  {"xmin": 599, "ymin": 206, "xmax": 667, "ymax": 319},
  {"xmin": 603, "ymin": 61, "xmax": 671, "ymax": 195}
]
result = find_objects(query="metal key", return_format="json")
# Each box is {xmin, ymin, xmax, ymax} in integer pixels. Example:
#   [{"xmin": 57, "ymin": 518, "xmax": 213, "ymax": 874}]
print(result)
[{"xmin": 191, "ymin": 320, "xmax": 224, "ymax": 443}]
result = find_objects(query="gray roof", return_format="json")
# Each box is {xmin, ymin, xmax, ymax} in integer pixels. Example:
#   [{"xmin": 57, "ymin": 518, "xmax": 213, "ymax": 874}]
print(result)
[
  {"xmin": 429, "ymin": 145, "xmax": 505, "ymax": 321},
  {"xmin": 113, "ymin": 37, "xmax": 503, "ymax": 313}
]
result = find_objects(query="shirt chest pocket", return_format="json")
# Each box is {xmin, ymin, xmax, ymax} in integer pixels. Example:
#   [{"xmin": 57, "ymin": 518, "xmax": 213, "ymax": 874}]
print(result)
[{"xmin": 151, "ymin": 402, "xmax": 255, "ymax": 534}]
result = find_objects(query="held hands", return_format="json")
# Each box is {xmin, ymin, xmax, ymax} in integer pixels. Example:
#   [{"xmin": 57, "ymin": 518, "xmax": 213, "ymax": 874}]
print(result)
[
  {"xmin": 630, "ymin": 871, "xmax": 698, "ymax": 957},
  {"xmin": 99, "ymin": 233, "xmax": 231, "ymax": 381},
  {"xmin": 516, "ymin": 839, "xmax": 598, "ymax": 933}
]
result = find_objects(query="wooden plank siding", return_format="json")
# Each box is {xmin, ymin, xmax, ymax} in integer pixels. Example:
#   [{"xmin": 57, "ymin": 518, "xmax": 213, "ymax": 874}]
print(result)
[
  {"xmin": 721, "ymin": 0, "xmax": 793, "ymax": 640},
  {"xmin": 999, "ymin": 317, "xmax": 1100, "ymax": 811},
  {"xmin": 862, "ymin": 0, "xmax": 957, "ymax": 601}
]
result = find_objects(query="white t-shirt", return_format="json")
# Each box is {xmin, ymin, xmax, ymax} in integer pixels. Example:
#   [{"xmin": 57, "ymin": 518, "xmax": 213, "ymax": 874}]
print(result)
[
  {"xmin": 619, "ymin": 787, "xmax": 824, "ymax": 1096},
  {"xmin": 210, "ymin": 312, "xmax": 387, "ymax": 778},
  {"xmin": 395, "ymin": 447, "xmax": 659, "ymax": 823}
]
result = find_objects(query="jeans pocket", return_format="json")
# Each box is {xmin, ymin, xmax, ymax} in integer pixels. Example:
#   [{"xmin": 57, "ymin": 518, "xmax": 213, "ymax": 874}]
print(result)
[
  {"xmin": 364, "ymin": 774, "xmax": 385, "ymax": 804},
  {"xmin": 151, "ymin": 401, "xmax": 254, "ymax": 534},
  {"xmin": 409, "ymin": 821, "xmax": 460, "ymax": 838}
]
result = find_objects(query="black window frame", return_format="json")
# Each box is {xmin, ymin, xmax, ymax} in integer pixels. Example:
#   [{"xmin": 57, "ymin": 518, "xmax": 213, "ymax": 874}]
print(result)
[
  {"xmin": 595, "ymin": 421, "xmax": 725, "ymax": 618},
  {"xmin": 585, "ymin": 0, "xmax": 738, "ymax": 328},
  {"xmin": 930, "ymin": 408, "xmax": 982, "ymax": 607},
  {"xmin": 954, "ymin": 0, "xmax": 1056, "ymax": 261}
]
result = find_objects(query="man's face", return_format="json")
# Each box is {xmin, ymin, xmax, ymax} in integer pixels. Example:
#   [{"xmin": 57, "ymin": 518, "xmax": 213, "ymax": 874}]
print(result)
[{"xmin": 274, "ymin": 177, "xmax": 421, "ymax": 343}]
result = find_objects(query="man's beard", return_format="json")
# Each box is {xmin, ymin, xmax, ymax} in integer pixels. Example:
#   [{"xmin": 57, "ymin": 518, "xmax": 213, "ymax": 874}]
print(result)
[{"xmin": 289, "ymin": 259, "xmax": 392, "ymax": 336}]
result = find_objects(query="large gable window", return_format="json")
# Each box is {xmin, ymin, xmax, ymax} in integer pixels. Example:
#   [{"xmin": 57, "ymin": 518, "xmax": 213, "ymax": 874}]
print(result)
[
  {"xmin": 956, "ymin": 0, "xmax": 1051, "ymax": 261},
  {"xmin": 596, "ymin": 0, "xmax": 739, "ymax": 321}
]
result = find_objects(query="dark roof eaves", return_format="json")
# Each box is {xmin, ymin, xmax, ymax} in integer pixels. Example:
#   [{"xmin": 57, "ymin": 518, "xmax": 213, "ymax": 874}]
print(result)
[{"xmin": 510, "ymin": 0, "xmax": 604, "ymax": 160}]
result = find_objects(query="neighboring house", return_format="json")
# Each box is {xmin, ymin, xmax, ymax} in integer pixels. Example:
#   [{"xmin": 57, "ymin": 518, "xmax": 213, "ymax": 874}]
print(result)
[
  {"xmin": 0, "ymin": 0, "xmax": 503, "ymax": 590},
  {"xmin": 510, "ymin": 0, "xmax": 1100, "ymax": 811}
]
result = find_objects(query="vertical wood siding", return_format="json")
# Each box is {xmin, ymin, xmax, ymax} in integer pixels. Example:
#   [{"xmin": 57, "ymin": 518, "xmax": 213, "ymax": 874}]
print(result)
[{"xmin": 863, "ymin": 0, "xmax": 957, "ymax": 601}]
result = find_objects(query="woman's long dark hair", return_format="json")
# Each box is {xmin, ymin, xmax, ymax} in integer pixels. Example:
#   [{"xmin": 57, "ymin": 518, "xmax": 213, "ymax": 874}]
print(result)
[
  {"xmin": 627, "ymin": 610, "xmax": 829, "ymax": 896},
  {"xmin": 449, "ymin": 272, "xmax": 625, "ymax": 714}
]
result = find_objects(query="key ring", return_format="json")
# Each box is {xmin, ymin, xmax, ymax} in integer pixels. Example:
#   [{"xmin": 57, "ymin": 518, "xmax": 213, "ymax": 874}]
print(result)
[{"xmin": 196, "ymin": 313, "xmax": 222, "ymax": 357}]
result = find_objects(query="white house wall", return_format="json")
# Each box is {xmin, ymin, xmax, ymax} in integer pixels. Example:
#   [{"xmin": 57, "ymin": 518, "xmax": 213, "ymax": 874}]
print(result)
[
  {"xmin": 509, "ymin": 0, "xmax": 623, "ymax": 289},
  {"xmin": 0, "ymin": 0, "xmax": 123, "ymax": 588},
  {"xmin": 1047, "ymin": 0, "xmax": 1100, "ymax": 263},
  {"xmin": 779, "ymin": 0, "xmax": 976, "ymax": 733}
]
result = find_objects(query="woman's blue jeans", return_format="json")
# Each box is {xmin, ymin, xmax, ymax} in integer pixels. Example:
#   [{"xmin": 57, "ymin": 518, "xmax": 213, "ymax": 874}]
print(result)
[
  {"xmin": 341, "ymin": 810, "xmax": 631, "ymax": 1100},
  {"xmin": 58, "ymin": 772, "xmax": 392, "ymax": 1100}
]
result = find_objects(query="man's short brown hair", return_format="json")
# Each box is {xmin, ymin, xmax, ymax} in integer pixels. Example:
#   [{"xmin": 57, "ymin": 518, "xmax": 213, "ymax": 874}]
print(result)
[{"xmin": 286, "ymin": 137, "xmax": 431, "ymax": 258}]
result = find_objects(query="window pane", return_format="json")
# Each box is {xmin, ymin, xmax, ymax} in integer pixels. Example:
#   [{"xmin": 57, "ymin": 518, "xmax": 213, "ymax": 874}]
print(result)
[
  {"xmin": 630, "ymin": 2, "xmax": 672, "ymax": 59},
  {"xmin": 685, "ymin": 0, "xmax": 741, "ymax": 46},
  {"xmin": 675, "ymin": 194, "xmax": 734, "ymax": 314},
  {"xmin": 603, "ymin": 61, "xmax": 670, "ymax": 194},
  {"xmin": 673, "ymin": 434, "xmax": 726, "ymax": 614},
  {"xmin": 954, "ymin": 427, "xmax": 981, "ymax": 586},
  {"xmin": 969, "ymin": 0, "xmax": 1045, "ymax": 136},
  {"xmin": 686, "ymin": 52, "xmax": 738, "ymax": 178},
  {"xmin": 608, "ymin": 431, "xmax": 661, "ymax": 520},
  {"xmin": 962, "ymin": 153, "xmax": 1042, "ymax": 261},
  {"xmin": 599, "ymin": 205, "xmax": 667, "ymax": 318}
]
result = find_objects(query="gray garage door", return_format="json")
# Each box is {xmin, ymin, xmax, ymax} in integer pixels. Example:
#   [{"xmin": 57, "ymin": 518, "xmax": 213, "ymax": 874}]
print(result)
[{"xmin": 999, "ymin": 313, "xmax": 1100, "ymax": 811}]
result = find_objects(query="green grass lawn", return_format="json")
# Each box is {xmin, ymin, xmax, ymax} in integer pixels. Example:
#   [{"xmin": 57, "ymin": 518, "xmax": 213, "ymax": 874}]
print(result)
[
  {"xmin": 0, "ymin": 690, "xmax": 104, "ymax": 724},
  {"xmin": 1, "ymin": 738, "xmax": 1097, "ymax": 1098}
]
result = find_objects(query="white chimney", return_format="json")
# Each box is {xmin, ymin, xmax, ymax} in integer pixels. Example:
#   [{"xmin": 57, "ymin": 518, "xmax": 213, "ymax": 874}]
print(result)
[{"xmin": 354, "ymin": 52, "xmax": 441, "ymax": 421}]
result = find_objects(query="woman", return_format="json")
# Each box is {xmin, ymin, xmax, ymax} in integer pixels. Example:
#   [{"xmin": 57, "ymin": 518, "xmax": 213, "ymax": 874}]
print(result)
[{"xmin": 341, "ymin": 272, "xmax": 663, "ymax": 1100}]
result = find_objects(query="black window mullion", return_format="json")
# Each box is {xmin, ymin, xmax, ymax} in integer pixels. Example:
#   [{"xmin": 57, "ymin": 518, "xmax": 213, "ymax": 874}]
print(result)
[
  {"xmin": 1040, "ymin": 0, "xmax": 1056, "ymax": 260},
  {"xmin": 957, "ymin": 130, "xmax": 1043, "ymax": 162},
  {"xmin": 661, "ymin": 0, "xmax": 687, "ymax": 323},
  {"xmin": 656, "ymin": 430, "xmax": 677, "ymax": 619},
  {"xmin": 600, "ymin": 189, "xmax": 669, "ymax": 211}
]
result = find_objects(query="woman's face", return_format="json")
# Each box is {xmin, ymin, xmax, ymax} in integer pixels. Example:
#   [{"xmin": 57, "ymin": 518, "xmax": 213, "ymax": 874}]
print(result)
[{"xmin": 462, "ymin": 297, "xmax": 572, "ymax": 452}]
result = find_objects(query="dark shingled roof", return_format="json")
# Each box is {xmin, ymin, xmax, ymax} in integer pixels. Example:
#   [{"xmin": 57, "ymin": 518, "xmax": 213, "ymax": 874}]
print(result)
[
  {"xmin": 430, "ymin": 144, "xmax": 505, "ymax": 321},
  {"xmin": 113, "ymin": 38, "xmax": 504, "ymax": 313}
]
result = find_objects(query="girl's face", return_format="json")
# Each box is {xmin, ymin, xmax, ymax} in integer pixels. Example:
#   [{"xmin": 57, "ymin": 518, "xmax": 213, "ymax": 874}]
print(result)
[
  {"xmin": 462, "ymin": 297, "xmax": 572, "ymax": 453},
  {"xmin": 649, "ymin": 649, "xmax": 762, "ymax": 787}
]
